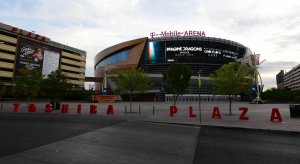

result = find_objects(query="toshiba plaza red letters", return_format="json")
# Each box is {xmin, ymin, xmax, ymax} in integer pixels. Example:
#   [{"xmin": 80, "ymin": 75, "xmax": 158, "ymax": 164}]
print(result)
[{"xmin": 11, "ymin": 103, "xmax": 283, "ymax": 122}]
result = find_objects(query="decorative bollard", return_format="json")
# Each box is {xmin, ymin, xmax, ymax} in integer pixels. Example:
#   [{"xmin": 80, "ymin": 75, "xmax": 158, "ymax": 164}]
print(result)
[
  {"xmin": 139, "ymin": 105, "xmax": 141, "ymax": 115},
  {"xmin": 153, "ymin": 106, "xmax": 155, "ymax": 116}
]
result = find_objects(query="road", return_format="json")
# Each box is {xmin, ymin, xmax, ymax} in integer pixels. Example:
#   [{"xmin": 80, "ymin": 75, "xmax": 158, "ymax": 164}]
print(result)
[
  {"xmin": 0, "ymin": 112, "xmax": 125, "ymax": 157},
  {"xmin": 193, "ymin": 126, "xmax": 300, "ymax": 164},
  {"xmin": 0, "ymin": 112, "xmax": 300, "ymax": 163},
  {"xmin": 0, "ymin": 113, "xmax": 199, "ymax": 164}
]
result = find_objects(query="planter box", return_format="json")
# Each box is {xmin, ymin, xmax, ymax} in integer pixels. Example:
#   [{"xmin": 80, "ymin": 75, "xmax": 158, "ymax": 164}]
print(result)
[{"xmin": 289, "ymin": 104, "xmax": 300, "ymax": 118}]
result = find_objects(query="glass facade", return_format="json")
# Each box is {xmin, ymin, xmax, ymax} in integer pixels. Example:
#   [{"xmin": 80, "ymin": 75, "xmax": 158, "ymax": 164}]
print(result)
[
  {"xmin": 95, "ymin": 50, "xmax": 129, "ymax": 70},
  {"xmin": 142, "ymin": 39, "xmax": 245, "ymax": 76},
  {"xmin": 141, "ymin": 37, "xmax": 247, "ymax": 94}
]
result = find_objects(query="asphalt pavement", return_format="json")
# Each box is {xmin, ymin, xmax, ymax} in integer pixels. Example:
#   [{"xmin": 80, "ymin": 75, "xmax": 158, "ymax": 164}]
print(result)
[
  {"xmin": 0, "ymin": 112, "xmax": 125, "ymax": 158},
  {"xmin": 193, "ymin": 126, "xmax": 300, "ymax": 164},
  {"xmin": 0, "ymin": 116, "xmax": 199, "ymax": 164}
]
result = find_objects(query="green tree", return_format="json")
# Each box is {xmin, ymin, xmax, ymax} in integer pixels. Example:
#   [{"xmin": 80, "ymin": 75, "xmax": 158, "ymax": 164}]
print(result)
[
  {"xmin": 112, "ymin": 68, "xmax": 151, "ymax": 112},
  {"xmin": 15, "ymin": 68, "xmax": 44, "ymax": 100},
  {"xmin": 65, "ymin": 87, "xmax": 93, "ymax": 101},
  {"xmin": 210, "ymin": 62, "xmax": 253, "ymax": 115},
  {"xmin": 41, "ymin": 70, "xmax": 71, "ymax": 103},
  {"xmin": 261, "ymin": 88, "xmax": 299, "ymax": 102},
  {"xmin": 162, "ymin": 62, "xmax": 192, "ymax": 106}
]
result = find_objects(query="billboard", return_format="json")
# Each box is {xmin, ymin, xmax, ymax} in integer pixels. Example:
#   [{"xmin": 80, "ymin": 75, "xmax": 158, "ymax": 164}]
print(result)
[
  {"xmin": 165, "ymin": 41, "xmax": 204, "ymax": 61},
  {"xmin": 145, "ymin": 40, "xmax": 242, "ymax": 64},
  {"xmin": 15, "ymin": 37, "xmax": 61, "ymax": 77}
]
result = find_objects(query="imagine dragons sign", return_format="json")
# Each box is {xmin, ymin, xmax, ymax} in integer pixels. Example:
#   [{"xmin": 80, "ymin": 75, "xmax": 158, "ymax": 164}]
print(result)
[{"xmin": 150, "ymin": 30, "xmax": 206, "ymax": 38}]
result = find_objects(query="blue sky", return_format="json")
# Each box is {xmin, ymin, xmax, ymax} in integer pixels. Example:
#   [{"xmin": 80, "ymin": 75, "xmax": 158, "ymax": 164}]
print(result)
[{"xmin": 1, "ymin": 0, "xmax": 300, "ymax": 89}]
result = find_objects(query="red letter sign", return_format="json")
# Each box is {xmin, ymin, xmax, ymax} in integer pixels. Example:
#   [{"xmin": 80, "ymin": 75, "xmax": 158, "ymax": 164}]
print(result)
[
  {"xmin": 212, "ymin": 106, "xmax": 221, "ymax": 119},
  {"xmin": 170, "ymin": 106, "xmax": 178, "ymax": 117},
  {"xmin": 239, "ymin": 107, "xmax": 249, "ymax": 120},
  {"xmin": 28, "ymin": 103, "xmax": 37, "ymax": 113},
  {"xmin": 11, "ymin": 27, "xmax": 18, "ymax": 32},
  {"xmin": 77, "ymin": 104, "xmax": 81, "ymax": 114},
  {"xmin": 106, "ymin": 105, "xmax": 115, "ymax": 115},
  {"xmin": 270, "ymin": 108, "xmax": 282, "ymax": 122},
  {"xmin": 90, "ymin": 105, "xmax": 97, "ymax": 114},
  {"xmin": 61, "ymin": 104, "xmax": 69, "ymax": 113},
  {"xmin": 189, "ymin": 106, "xmax": 196, "ymax": 118},
  {"xmin": 13, "ymin": 103, "xmax": 20, "ymax": 113},
  {"xmin": 45, "ymin": 104, "xmax": 53, "ymax": 113}
]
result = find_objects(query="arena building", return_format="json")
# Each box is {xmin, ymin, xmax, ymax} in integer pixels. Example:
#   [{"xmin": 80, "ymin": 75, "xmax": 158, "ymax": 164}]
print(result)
[
  {"xmin": 0, "ymin": 22, "xmax": 86, "ymax": 87},
  {"xmin": 94, "ymin": 31, "xmax": 253, "ymax": 101}
]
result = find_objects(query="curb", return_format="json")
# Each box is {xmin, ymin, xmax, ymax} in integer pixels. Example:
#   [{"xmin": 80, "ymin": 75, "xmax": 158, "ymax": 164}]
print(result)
[
  {"xmin": 133, "ymin": 120, "xmax": 201, "ymax": 127},
  {"xmin": 136, "ymin": 120, "xmax": 300, "ymax": 135},
  {"xmin": 200, "ymin": 124, "xmax": 300, "ymax": 135}
]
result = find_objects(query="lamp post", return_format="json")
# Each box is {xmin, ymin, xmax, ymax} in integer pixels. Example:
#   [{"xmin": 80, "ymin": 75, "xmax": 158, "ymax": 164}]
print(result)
[
  {"xmin": 198, "ymin": 70, "xmax": 202, "ymax": 123},
  {"xmin": 100, "ymin": 66, "xmax": 109, "ymax": 95},
  {"xmin": 100, "ymin": 65, "xmax": 117, "ymax": 95}
]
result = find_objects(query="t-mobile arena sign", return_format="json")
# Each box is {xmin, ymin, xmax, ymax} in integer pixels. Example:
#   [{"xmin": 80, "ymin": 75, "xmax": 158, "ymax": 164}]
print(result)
[{"xmin": 150, "ymin": 30, "xmax": 206, "ymax": 38}]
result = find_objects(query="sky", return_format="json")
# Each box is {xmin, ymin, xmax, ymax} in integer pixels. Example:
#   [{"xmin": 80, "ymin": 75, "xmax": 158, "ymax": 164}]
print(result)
[{"xmin": 1, "ymin": 0, "xmax": 300, "ymax": 90}]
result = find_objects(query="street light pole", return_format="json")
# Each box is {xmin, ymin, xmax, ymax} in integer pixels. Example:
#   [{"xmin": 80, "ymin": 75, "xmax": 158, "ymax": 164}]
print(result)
[
  {"xmin": 100, "ymin": 66, "xmax": 109, "ymax": 95},
  {"xmin": 198, "ymin": 70, "xmax": 202, "ymax": 123},
  {"xmin": 100, "ymin": 65, "xmax": 117, "ymax": 95}
]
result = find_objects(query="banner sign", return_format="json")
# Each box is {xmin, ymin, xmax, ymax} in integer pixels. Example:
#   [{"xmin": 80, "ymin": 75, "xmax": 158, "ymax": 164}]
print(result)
[
  {"xmin": 42, "ymin": 50, "xmax": 60, "ymax": 76},
  {"xmin": 15, "ymin": 38, "xmax": 60, "ymax": 77},
  {"xmin": 16, "ymin": 42, "xmax": 44, "ymax": 75}
]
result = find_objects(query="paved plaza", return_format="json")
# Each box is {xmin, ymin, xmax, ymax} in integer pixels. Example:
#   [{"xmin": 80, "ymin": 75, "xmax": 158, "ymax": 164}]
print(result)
[
  {"xmin": 0, "ymin": 101, "xmax": 300, "ymax": 163},
  {"xmin": 1, "ymin": 101, "xmax": 300, "ymax": 132}
]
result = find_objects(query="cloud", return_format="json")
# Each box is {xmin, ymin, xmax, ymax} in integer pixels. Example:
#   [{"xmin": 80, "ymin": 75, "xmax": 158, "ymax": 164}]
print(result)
[
  {"xmin": 258, "ymin": 61, "xmax": 298, "ymax": 90},
  {"xmin": 260, "ymin": 61, "xmax": 297, "ymax": 73},
  {"xmin": 1, "ymin": 0, "xmax": 300, "ymax": 90}
]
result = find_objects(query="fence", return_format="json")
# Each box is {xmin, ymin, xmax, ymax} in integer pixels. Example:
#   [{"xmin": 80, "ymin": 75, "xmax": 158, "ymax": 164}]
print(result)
[{"xmin": 164, "ymin": 94, "xmax": 240, "ymax": 102}]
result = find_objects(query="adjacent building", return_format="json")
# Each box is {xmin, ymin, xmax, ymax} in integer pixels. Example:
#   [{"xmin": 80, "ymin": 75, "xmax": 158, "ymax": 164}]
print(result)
[
  {"xmin": 276, "ymin": 70, "xmax": 285, "ymax": 89},
  {"xmin": 277, "ymin": 64, "xmax": 300, "ymax": 90},
  {"xmin": 0, "ymin": 22, "xmax": 86, "ymax": 87}
]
